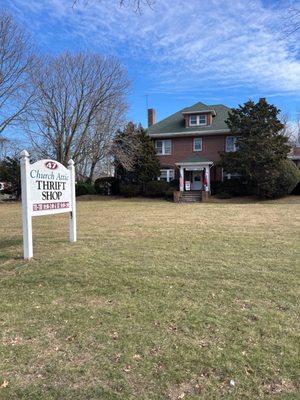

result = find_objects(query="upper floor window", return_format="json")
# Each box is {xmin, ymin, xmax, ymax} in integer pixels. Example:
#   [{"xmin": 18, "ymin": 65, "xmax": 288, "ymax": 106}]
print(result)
[
  {"xmin": 189, "ymin": 114, "xmax": 207, "ymax": 126},
  {"xmin": 193, "ymin": 137, "xmax": 202, "ymax": 151},
  {"xmin": 155, "ymin": 139, "xmax": 171, "ymax": 155},
  {"xmin": 226, "ymin": 136, "xmax": 237, "ymax": 152}
]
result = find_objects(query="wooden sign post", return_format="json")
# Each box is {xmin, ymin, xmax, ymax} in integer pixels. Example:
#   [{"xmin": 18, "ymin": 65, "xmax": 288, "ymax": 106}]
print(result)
[{"xmin": 20, "ymin": 150, "xmax": 76, "ymax": 260}]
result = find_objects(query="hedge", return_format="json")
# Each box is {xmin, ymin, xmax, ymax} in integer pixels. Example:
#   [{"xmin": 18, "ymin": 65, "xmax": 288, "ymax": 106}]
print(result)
[
  {"xmin": 75, "ymin": 182, "xmax": 96, "ymax": 196},
  {"xmin": 144, "ymin": 180, "xmax": 170, "ymax": 197},
  {"xmin": 94, "ymin": 177, "xmax": 119, "ymax": 195}
]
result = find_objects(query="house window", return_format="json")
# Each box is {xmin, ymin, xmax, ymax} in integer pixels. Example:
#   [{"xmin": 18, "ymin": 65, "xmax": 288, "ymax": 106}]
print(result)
[
  {"xmin": 222, "ymin": 171, "xmax": 241, "ymax": 181},
  {"xmin": 226, "ymin": 136, "xmax": 237, "ymax": 152},
  {"xmin": 155, "ymin": 139, "xmax": 171, "ymax": 155},
  {"xmin": 199, "ymin": 115, "xmax": 206, "ymax": 125},
  {"xmin": 158, "ymin": 169, "xmax": 174, "ymax": 182},
  {"xmin": 189, "ymin": 114, "xmax": 207, "ymax": 126},
  {"xmin": 189, "ymin": 115, "xmax": 197, "ymax": 125},
  {"xmin": 193, "ymin": 137, "xmax": 202, "ymax": 151}
]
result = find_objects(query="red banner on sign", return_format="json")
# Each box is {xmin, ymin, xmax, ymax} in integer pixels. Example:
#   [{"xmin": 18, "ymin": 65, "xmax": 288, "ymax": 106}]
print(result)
[{"xmin": 33, "ymin": 202, "xmax": 70, "ymax": 211}]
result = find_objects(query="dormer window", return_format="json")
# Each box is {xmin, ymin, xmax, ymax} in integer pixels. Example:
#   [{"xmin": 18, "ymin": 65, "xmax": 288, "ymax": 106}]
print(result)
[
  {"xmin": 190, "ymin": 115, "xmax": 197, "ymax": 125},
  {"xmin": 189, "ymin": 114, "xmax": 207, "ymax": 126},
  {"xmin": 199, "ymin": 115, "xmax": 206, "ymax": 124}
]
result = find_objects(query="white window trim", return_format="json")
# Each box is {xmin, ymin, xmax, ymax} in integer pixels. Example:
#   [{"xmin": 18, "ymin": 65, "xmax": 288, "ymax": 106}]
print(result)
[
  {"xmin": 189, "ymin": 115, "xmax": 207, "ymax": 126},
  {"xmin": 225, "ymin": 136, "xmax": 237, "ymax": 152},
  {"xmin": 193, "ymin": 137, "xmax": 202, "ymax": 152},
  {"xmin": 198, "ymin": 115, "xmax": 207, "ymax": 125},
  {"xmin": 155, "ymin": 139, "xmax": 172, "ymax": 155},
  {"xmin": 158, "ymin": 169, "xmax": 174, "ymax": 183},
  {"xmin": 189, "ymin": 115, "xmax": 198, "ymax": 126},
  {"xmin": 222, "ymin": 168, "xmax": 241, "ymax": 181}
]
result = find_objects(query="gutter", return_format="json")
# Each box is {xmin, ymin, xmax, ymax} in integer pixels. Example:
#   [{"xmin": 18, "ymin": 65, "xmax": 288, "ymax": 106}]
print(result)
[{"xmin": 149, "ymin": 129, "xmax": 231, "ymax": 138}]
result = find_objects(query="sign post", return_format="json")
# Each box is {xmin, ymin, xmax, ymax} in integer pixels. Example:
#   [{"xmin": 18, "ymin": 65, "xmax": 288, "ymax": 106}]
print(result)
[
  {"xmin": 20, "ymin": 150, "xmax": 33, "ymax": 259},
  {"xmin": 68, "ymin": 159, "xmax": 76, "ymax": 243},
  {"xmin": 20, "ymin": 150, "xmax": 76, "ymax": 260}
]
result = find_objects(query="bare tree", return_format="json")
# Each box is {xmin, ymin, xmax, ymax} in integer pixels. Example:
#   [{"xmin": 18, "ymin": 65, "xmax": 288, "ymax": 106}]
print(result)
[
  {"xmin": 281, "ymin": 113, "xmax": 300, "ymax": 147},
  {"xmin": 283, "ymin": 5, "xmax": 300, "ymax": 36},
  {"xmin": 73, "ymin": 0, "xmax": 155, "ymax": 12},
  {"xmin": 0, "ymin": 12, "xmax": 34, "ymax": 136},
  {"xmin": 81, "ymin": 96, "xmax": 127, "ymax": 181},
  {"xmin": 27, "ymin": 52, "xmax": 129, "ymax": 167}
]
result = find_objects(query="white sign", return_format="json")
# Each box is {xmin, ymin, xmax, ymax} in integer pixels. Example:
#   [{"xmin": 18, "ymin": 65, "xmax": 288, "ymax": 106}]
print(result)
[
  {"xmin": 185, "ymin": 180, "xmax": 191, "ymax": 191},
  {"xmin": 29, "ymin": 159, "xmax": 72, "ymax": 216},
  {"xmin": 20, "ymin": 150, "xmax": 76, "ymax": 260}
]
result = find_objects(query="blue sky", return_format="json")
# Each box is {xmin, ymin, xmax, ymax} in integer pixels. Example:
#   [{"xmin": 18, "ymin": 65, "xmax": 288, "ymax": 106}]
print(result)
[{"xmin": 3, "ymin": 0, "xmax": 300, "ymax": 127}]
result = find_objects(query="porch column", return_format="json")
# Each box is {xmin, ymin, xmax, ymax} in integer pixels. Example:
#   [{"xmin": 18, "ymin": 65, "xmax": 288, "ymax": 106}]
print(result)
[
  {"xmin": 203, "ymin": 166, "xmax": 210, "ymax": 192},
  {"xmin": 207, "ymin": 165, "xmax": 211, "ymax": 192},
  {"xmin": 179, "ymin": 166, "xmax": 184, "ymax": 192}
]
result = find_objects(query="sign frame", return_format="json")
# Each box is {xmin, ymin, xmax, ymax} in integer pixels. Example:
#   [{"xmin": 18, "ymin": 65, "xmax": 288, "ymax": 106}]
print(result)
[{"xmin": 20, "ymin": 150, "xmax": 76, "ymax": 260}]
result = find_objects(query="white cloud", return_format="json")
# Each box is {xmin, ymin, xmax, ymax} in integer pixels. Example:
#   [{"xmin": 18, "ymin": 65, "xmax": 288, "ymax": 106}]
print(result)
[{"xmin": 5, "ymin": 0, "xmax": 300, "ymax": 95}]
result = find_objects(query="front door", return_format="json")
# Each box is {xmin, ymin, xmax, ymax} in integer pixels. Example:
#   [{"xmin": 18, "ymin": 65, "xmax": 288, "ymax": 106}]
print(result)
[{"xmin": 191, "ymin": 171, "xmax": 202, "ymax": 190}]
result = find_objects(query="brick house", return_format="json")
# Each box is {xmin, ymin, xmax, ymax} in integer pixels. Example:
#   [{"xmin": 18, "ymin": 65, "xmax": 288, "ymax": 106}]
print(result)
[
  {"xmin": 289, "ymin": 145, "xmax": 300, "ymax": 168},
  {"xmin": 147, "ymin": 102, "xmax": 237, "ymax": 199}
]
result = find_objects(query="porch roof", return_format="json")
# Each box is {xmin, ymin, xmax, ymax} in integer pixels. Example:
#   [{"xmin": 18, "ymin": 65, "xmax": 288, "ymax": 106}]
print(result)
[{"xmin": 176, "ymin": 154, "xmax": 212, "ymax": 165}]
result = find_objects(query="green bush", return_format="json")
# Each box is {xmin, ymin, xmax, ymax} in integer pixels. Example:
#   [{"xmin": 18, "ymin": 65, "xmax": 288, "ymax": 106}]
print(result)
[
  {"xmin": 119, "ymin": 183, "xmax": 142, "ymax": 197},
  {"xmin": 258, "ymin": 159, "xmax": 300, "ymax": 199},
  {"xmin": 165, "ymin": 188, "xmax": 175, "ymax": 200},
  {"xmin": 144, "ymin": 180, "xmax": 170, "ymax": 197},
  {"xmin": 220, "ymin": 178, "xmax": 248, "ymax": 196},
  {"xmin": 94, "ymin": 177, "xmax": 119, "ymax": 195},
  {"xmin": 211, "ymin": 178, "xmax": 248, "ymax": 197},
  {"xmin": 75, "ymin": 182, "xmax": 96, "ymax": 197},
  {"xmin": 210, "ymin": 181, "xmax": 221, "ymax": 196},
  {"xmin": 291, "ymin": 180, "xmax": 300, "ymax": 195},
  {"xmin": 169, "ymin": 179, "xmax": 179, "ymax": 188},
  {"xmin": 216, "ymin": 191, "xmax": 231, "ymax": 199}
]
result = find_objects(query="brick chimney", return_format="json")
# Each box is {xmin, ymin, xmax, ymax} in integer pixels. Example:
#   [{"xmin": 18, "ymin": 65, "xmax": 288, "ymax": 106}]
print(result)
[{"xmin": 148, "ymin": 108, "xmax": 156, "ymax": 127}]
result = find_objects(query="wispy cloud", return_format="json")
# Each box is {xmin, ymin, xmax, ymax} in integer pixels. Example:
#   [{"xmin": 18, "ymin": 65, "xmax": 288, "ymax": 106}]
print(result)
[{"xmin": 4, "ymin": 0, "xmax": 300, "ymax": 96}]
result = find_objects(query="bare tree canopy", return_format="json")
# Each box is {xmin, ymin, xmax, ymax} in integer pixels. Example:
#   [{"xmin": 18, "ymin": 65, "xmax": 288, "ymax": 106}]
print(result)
[
  {"xmin": 285, "ymin": 5, "xmax": 300, "ymax": 36},
  {"xmin": 73, "ymin": 0, "xmax": 155, "ymax": 12},
  {"xmin": 0, "ymin": 12, "xmax": 34, "ymax": 135},
  {"xmin": 78, "ymin": 95, "xmax": 127, "ymax": 181},
  {"xmin": 27, "ymin": 52, "xmax": 129, "ymax": 168}
]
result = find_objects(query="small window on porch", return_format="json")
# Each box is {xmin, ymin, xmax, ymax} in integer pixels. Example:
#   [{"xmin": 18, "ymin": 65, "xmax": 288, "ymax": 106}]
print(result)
[
  {"xmin": 193, "ymin": 137, "xmax": 202, "ymax": 151},
  {"xmin": 222, "ymin": 170, "xmax": 241, "ymax": 180},
  {"xmin": 158, "ymin": 169, "xmax": 174, "ymax": 182}
]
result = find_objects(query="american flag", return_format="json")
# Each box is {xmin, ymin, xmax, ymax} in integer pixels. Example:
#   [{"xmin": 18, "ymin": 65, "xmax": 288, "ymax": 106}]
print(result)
[{"xmin": 203, "ymin": 168, "xmax": 209, "ymax": 190}]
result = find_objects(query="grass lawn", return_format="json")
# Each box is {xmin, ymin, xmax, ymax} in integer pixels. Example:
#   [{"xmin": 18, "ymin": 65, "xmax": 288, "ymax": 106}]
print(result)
[{"xmin": 0, "ymin": 196, "xmax": 299, "ymax": 399}]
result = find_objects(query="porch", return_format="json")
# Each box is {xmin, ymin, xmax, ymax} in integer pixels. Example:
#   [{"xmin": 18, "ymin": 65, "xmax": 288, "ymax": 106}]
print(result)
[{"xmin": 174, "ymin": 155, "xmax": 213, "ymax": 202}]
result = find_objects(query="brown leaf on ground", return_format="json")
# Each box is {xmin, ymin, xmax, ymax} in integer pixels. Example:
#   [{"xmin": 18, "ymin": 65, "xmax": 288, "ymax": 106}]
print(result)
[
  {"xmin": 0, "ymin": 380, "xmax": 9, "ymax": 388},
  {"xmin": 168, "ymin": 324, "xmax": 178, "ymax": 332},
  {"xmin": 111, "ymin": 331, "xmax": 119, "ymax": 340},
  {"xmin": 123, "ymin": 365, "xmax": 131, "ymax": 373},
  {"xmin": 133, "ymin": 353, "xmax": 142, "ymax": 360},
  {"xmin": 66, "ymin": 334, "xmax": 77, "ymax": 341},
  {"xmin": 149, "ymin": 347, "xmax": 161, "ymax": 356}
]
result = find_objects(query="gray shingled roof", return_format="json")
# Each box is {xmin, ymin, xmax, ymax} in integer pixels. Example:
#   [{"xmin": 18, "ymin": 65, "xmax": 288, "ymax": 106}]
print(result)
[
  {"xmin": 148, "ymin": 102, "xmax": 231, "ymax": 136},
  {"xmin": 177, "ymin": 155, "xmax": 211, "ymax": 164}
]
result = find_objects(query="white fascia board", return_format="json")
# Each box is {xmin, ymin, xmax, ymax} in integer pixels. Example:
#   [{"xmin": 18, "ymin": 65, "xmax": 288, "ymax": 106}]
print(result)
[
  {"xmin": 175, "ymin": 161, "xmax": 214, "ymax": 166},
  {"xmin": 182, "ymin": 109, "xmax": 216, "ymax": 116},
  {"xmin": 149, "ymin": 129, "xmax": 230, "ymax": 138}
]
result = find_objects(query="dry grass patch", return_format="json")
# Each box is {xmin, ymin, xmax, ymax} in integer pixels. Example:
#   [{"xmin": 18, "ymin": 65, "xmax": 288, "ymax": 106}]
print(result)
[{"xmin": 0, "ymin": 196, "xmax": 299, "ymax": 399}]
